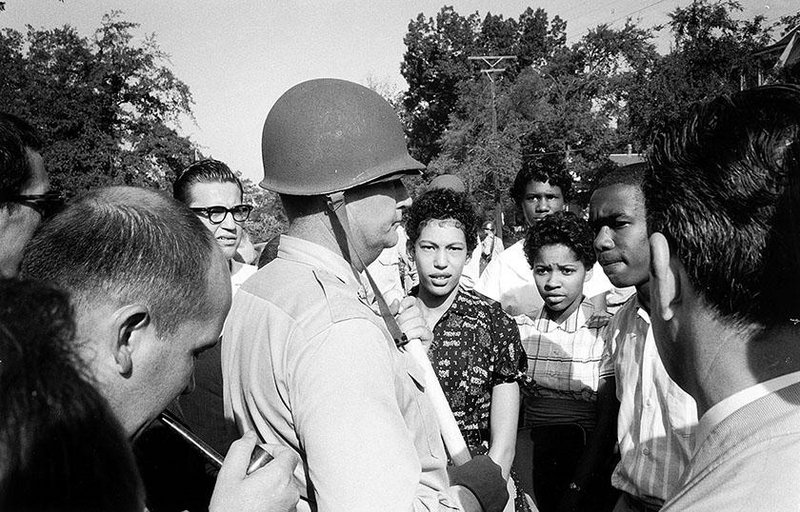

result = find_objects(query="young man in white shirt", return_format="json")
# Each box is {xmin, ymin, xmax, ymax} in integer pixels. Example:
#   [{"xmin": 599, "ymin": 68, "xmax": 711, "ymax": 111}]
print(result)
[{"xmin": 590, "ymin": 164, "xmax": 697, "ymax": 511}]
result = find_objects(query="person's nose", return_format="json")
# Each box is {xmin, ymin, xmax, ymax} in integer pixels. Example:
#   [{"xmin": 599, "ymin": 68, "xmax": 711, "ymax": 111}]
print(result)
[
  {"xmin": 535, "ymin": 199, "xmax": 549, "ymax": 212},
  {"xmin": 433, "ymin": 248, "xmax": 448, "ymax": 269},
  {"xmin": 594, "ymin": 226, "xmax": 614, "ymax": 252},
  {"xmin": 544, "ymin": 272, "xmax": 560, "ymax": 290},
  {"xmin": 395, "ymin": 182, "xmax": 412, "ymax": 210},
  {"xmin": 219, "ymin": 211, "xmax": 237, "ymax": 232}
]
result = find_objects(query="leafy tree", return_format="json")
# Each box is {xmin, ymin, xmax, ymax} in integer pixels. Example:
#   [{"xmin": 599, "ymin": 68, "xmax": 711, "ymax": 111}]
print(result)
[
  {"xmin": 241, "ymin": 178, "xmax": 287, "ymax": 245},
  {"xmin": 0, "ymin": 12, "xmax": 196, "ymax": 197},
  {"xmin": 776, "ymin": 12, "xmax": 800, "ymax": 36},
  {"xmin": 401, "ymin": 7, "xmax": 480, "ymax": 163},
  {"xmin": 625, "ymin": 0, "xmax": 775, "ymax": 145},
  {"xmin": 400, "ymin": 6, "xmax": 572, "ymax": 165},
  {"xmin": 418, "ymin": 8, "xmax": 656, "ymax": 220}
]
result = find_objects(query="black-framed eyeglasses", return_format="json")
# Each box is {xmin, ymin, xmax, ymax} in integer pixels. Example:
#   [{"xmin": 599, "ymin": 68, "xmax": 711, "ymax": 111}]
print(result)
[
  {"xmin": 0, "ymin": 192, "xmax": 65, "ymax": 218},
  {"xmin": 189, "ymin": 204, "xmax": 253, "ymax": 224}
]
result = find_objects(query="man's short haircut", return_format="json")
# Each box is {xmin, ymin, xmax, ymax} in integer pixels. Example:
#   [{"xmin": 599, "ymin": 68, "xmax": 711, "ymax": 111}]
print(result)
[
  {"xmin": 173, "ymin": 158, "xmax": 244, "ymax": 204},
  {"xmin": 405, "ymin": 187, "xmax": 480, "ymax": 254},
  {"xmin": 20, "ymin": 186, "xmax": 219, "ymax": 334},
  {"xmin": 0, "ymin": 112, "xmax": 43, "ymax": 206},
  {"xmin": 510, "ymin": 158, "xmax": 573, "ymax": 205},
  {"xmin": 591, "ymin": 162, "xmax": 648, "ymax": 195},
  {"xmin": 647, "ymin": 84, "xmax": 800, "ymax": 327},
  {"xmin": 524, "ymin": 211, "xmax": 597, "ymax": 269},
  {"xmin": 0, "ymin": 278, "xmax": 143, "ymax": 511}
]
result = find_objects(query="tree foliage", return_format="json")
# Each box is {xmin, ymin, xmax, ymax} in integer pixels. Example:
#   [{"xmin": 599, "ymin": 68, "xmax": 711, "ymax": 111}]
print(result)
[
  {"xmin": 625, "ymin": 0, "xmax": 777, "ymax": 145},
  {"xmin": 405, "ymin": 6, "xmax": 656, "ymax": 221},
  {"xmin": 0, "ymin": 12, "xmax": 196, "ymax": 198},
  {"xmin": 402, "ymin": 1, "xmax": 798, "ymax": 224}
]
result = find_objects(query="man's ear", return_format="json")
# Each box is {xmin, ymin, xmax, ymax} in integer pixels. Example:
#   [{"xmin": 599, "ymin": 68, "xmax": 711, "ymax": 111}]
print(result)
[
  {"xmin": 111, "ymin": 304, "xmax": 151, "ymax": 376},
  {"xmin": 649, "ymin": 232, "xmax": 681, "ymax": 322}
]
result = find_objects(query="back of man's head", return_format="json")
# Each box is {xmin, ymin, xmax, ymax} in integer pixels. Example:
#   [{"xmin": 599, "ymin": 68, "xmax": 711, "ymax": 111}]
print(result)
[
  {"xmin": 21, "ymin": 186, "xmax": 218, "ymax": 334},
  {"xmin": 647, "ymin": 84, "xmax": 800, "ymax": 327},
  {"xmin": 0, "ymin": 112, "xmax": 42, "ymax": 201}
]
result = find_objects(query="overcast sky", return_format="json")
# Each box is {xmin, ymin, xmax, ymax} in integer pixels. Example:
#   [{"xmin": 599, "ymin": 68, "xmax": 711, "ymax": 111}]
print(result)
[{"xmin": 2, "ymin": 0, "xmax": 796, "ymax": 183}]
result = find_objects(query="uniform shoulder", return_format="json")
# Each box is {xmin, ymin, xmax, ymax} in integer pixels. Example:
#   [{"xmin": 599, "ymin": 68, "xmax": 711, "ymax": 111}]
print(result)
[{"xmin": 237, "ymin": 258, "xmax": 376, "ymax": 329}]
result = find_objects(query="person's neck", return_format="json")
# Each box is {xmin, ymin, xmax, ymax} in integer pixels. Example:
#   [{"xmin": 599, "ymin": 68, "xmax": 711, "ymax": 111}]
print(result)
[
  {"xmin": 690, "ymin": 321, "xmax": 800, "ymax": 417},
  {"xmin": 288, "ymin": 215, "xmax": 371, "ymax": 272},
  {"xmin": 417, "ymin": 286, "xmax": 460, "ymax": 330},
  {"xmin": 546, "ymin": 294, "xmax": 583, "ymax": 324}
]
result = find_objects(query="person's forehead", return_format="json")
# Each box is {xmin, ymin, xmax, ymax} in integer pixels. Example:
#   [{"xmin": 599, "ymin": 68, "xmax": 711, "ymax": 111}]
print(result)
[
  {"xmin": 526, "ymin": 179, "xmax": 562, "ymax": 194},
  {"xmin": 188, "ymin": 181, "xmax": 242, "ymax": 205},
  {"xmin": 350, "ymin": 176, "xmax": 406, "ymax": 199},
  {"xmin": 533, "ymin": 243, "xmax": 581, "ymax": 263},
  {"xmin": 590, "ymin": 183, "xmax": 643, "ymax": 215},
  {"xmin": 419, "ymin": 218, "xmax": 467, "ymax": 240}
]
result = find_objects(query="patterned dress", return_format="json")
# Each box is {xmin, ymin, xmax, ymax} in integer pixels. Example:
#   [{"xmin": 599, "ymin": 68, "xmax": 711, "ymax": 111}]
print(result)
[{"xmin": 417, "ymin": 285, "xmax": 530, "ymax": 511}]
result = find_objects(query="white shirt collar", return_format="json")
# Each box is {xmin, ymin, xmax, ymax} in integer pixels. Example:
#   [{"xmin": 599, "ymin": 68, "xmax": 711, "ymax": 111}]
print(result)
[{"xmin": 695, "ymin": 370, "xmax": 800, "ymax": 454}]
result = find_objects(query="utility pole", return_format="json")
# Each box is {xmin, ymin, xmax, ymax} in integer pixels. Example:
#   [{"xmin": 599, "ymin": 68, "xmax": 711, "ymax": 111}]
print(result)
[{"xmin": 468, "ymin": 55, "xmax": 516, "ymax": 245}]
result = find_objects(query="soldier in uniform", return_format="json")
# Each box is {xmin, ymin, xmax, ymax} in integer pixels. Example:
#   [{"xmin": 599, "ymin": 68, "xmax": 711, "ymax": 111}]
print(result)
[{"xmin": 222, "ymin": 79, "xmax": 509, "ymax": 512}]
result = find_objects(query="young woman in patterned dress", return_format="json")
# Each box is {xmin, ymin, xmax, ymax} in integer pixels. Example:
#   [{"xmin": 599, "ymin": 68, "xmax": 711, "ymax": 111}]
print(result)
[{"xmin": 405, "ymin": 186, "xmax": 532, "ymax": 512}]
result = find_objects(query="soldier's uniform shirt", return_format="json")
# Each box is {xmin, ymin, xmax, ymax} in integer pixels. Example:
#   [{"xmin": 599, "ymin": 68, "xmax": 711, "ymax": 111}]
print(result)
[{"xmin": 222, "ymin": 235, "xmax": 469, "ymax": 512}]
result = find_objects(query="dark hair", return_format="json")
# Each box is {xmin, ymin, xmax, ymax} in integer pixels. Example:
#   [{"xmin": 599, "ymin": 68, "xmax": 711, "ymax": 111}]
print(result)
[
  {"xmin": 405, "ymin": 188, "xmax": 479, "ymax": 253},
  {"xmin": 0, "ymin": 278, "xmax": 144, "ymax": 512},
  {"xmin": 647, "ymin": 84, "xmax": 800, "ymax": 327},
  {"xmin": 173, "ymin": 159, "xmax": 243, "ymax": 204},
  {"xmin": 0, "ymin": 112, "xmax": 43, "ymax": 208},
  {"xmin": 592, "ymin": 162, "xmax": 648, "ymax": 195},
  {"xmin": 20, "ymin": 186, "xmax": 218, "ymax": 334},
  {"xmin": 524, "ymin": 211, "xmax": 596, "ymax": 269},
  {"xmin": 510, "ymin": 160, "xmax": 573, "ymax": 205}
]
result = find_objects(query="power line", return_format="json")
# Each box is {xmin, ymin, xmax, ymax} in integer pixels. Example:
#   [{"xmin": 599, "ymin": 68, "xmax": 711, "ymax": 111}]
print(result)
[
  {"xmin": 565, "ymin": 0, "xmax": 673, "ymax": 45},
  {"xmin": 609, "ymin": 0, "xmax": 671, "ymax": 26}
]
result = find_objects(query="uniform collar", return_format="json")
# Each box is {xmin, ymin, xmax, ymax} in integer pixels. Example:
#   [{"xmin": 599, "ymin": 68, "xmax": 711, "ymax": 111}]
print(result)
[{"xmin": 278, "ymin": 235, "xmax": 363, "ymax": 292}]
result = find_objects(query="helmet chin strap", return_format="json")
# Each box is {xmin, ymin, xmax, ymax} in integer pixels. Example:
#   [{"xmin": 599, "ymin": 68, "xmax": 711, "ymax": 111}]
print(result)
[{"xmin": 326, "ymin": 191, "xmax": 408, "ymax": 348}]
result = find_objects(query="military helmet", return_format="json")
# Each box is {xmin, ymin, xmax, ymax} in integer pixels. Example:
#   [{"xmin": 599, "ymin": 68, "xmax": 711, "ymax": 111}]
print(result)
[{"xmin": 260, "ymin": 78, "xmax": 424, "ymax": 196}]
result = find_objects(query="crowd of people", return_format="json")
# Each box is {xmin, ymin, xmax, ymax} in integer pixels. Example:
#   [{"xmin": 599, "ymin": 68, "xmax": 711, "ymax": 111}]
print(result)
[{"xmin": 1, "ymin": 78, "xmax": 799, "ymax": 512}]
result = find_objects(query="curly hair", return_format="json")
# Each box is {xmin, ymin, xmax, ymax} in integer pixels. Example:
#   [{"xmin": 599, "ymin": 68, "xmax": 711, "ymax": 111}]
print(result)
[
  {"xmin": 405, "ymin": 188, "xmax": 479, "ymax": 253},
  {"xmin": 524, "ymin": 211, "xmax": 596, "ymax": 269},
  {"xmin": 510, "ymin": 161, "xmax": 573, "ymax": 205}
]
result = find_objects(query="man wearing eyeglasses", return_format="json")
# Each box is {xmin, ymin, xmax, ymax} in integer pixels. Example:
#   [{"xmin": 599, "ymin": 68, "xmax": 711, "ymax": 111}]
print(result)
[
  {"xmin": 174, "ymin": 158, "xmax": 257, "ymax": 293},
  {"xmin": 171, "ymin": 158, "xmax": 257, "ymax": 448},
  {"xmin": 0, "ymin": 112, "xmax": 62, "ymax": 278}
]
